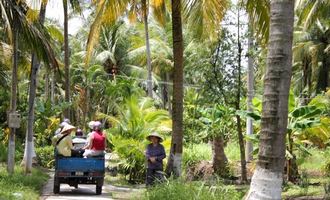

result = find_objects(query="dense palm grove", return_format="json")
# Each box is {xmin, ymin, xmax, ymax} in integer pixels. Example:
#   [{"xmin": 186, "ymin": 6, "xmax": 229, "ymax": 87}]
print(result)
[{"xmin": 0, "ymin": 0, "xmax": 330, "ymax": 199}]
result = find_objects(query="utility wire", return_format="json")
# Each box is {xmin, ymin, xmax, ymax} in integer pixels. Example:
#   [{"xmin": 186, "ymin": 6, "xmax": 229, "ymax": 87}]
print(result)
[{"xmin": 106, "ymin": 73, "xmax": 201, "ymax": 89}]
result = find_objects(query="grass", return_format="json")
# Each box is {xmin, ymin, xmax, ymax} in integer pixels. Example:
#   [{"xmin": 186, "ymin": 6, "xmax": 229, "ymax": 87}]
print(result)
[
  {"xmin": 183, "ymin": 143, "xmax": 212, "ymax": 168},
  {"xmin": 297, "ymin": 147, "xmax": 328, "ymax": 172},
  {"xmin": 107, "ymin": 142, "xmax": 330, "ymax": 199},
  {"xmin": 142, "ymin": 179, "xmax": 245, "ymax": 200},
  {"xmin": 281, "ymin": 147, "xmax": 330, "ymax": 199},
  {"xmin": 0, "ymin": 163, "xmax": 49, "ymax": 200},
  {"xmin": 282, "ymin": 183, "xmax": 325, "ymax": 199},
  {"xmin": 182, "ymin": 140, "xmax": 242, "ymax": 168},
  {"xmin": 225, "ymin": 141, "xmax": 241, "ymax": 162}
]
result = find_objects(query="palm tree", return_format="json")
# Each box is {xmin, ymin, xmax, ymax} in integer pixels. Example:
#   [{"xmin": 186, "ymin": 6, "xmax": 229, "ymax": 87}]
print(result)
[
  {"xmin": 63, "ymin": 0, "xmax": 81, "ymax": 119},
  {"xmin": 245, "ymin": 0, "xmax": 294, "ymax": 198},
  {"xmin": 23, "ymin": 1, "xmax": 47, "ymax": 174},
  {"xmin": 85, "ymin": 0, "xmax": 155, "ymax": 97},
  {"xmin": 165, "ymin": 0, "xmax": 184, "ymax": 177},
  {"xmin": 1, "ymin": 0, "xmax": 58, "ymax": 173},
  {"xmin": 296, "ymin": 0, "xmax": 330, "ymax": 31},
  {"xmin": 166, "ymin": 0, "xmax": 228, "ymax": 177},
  {"xmin": 293, "ymin": 23, "xmax": 330, "ymax": 97},
  {"xmin": 142, "ymin": 0, "xmax": 153, "ymax": 97},
  {"xmin": 246, "ymin": 19, "xmax": 255, "ymax": 162}
]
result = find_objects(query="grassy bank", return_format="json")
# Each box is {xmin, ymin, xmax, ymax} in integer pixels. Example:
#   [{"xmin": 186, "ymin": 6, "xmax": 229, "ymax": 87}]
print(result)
[
  {"xmin": 0, "ymin": 163, "xmax": 49, "ymax": 200},
  {"xmin": 143, "ymin": 179, "xmax": 245, "ymax": 200}
]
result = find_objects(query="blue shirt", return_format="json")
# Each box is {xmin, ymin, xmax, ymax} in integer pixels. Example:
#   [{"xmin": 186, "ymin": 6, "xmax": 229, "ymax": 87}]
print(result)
[{"xmin": 145, "ymin": 143, "xmax": 166, "ymax": 169}]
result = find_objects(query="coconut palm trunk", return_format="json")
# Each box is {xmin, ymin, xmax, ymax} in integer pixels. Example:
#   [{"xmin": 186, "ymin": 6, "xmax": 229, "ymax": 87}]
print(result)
[
  {"xmin": 166, "ymin": 0, "xmax": 184, "ymax": 177},
  {"xmin": 63, "ymin": 0, "xmax": 70, "ymax": 119},
  {"xmin": 45, "ymin": 71, "xmax": 49, "ymax": 100},
  {"xmin": 142, "ymin": 0, "xmax": 153, "ymax": 98},
  {"xmin": 245, "ymin": 0, "xmax": 294, "ymax": 199},
  {"xmin": 236, "ymin": 8, "xmax": 247, "ymax": 182},
  {"xmin": 7, "ymin": 27, "xmax": 18, "ymax": 174},
  {"xmin": 245, "ymin": 20, "xmax": 254, "ymax": 162},
  {"xmin": 23, "ymin": 2, "xmax": 47, "ymax": 173},
  {"xmin": 51, "ymin": 69, "xmax": 55, "ymax": 105}
]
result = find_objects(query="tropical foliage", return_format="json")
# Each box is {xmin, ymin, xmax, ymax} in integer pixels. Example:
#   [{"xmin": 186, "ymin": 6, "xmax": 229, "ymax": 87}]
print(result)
[{"xmin": 1, "ymin": 0, "xmax": 330, "ymax": 198}]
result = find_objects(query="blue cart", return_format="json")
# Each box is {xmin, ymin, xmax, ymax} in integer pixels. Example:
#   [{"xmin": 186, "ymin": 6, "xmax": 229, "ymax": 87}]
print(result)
[{"xmin": 53, "ymin": 156, "xmax": 105, "ymax": 195}]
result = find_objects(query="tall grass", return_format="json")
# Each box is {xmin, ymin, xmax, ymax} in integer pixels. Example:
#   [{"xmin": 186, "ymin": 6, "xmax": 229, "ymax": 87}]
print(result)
[
  {"xmin": 224, "ymin": 141, "xmax": 241, "ymax": 162},
  {"xmin": 183, "ymin": 143, "xmax": 212, "ymax": 168},
  {"xmin": 0, "ymin": 164, "xmax": 49, "ymax": 199},
  {"xmin": 298, "ymin": 147, "xmax": 330, "ymax": 172},
  {"xmin": 143, "ymin": 179, "xmax": 244, "ymax": 200},
  {"xmin": 182, "ymin": 141, "xmax": 242, "ymax": 168}
]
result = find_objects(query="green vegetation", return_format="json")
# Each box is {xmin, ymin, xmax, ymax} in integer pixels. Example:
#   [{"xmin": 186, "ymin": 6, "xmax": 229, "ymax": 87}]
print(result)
[
  {"xmin": 0, "ymin": 164, "xmax": 48, "ymax": 199},
  {"xmin": 183, "ymin": 143, "xmax": 212, "ymax": 168},
  {"xmin": 143, "ymin": 179, "xmax": 244, "ymax": 200},
  {"xmin": 35, "ymin": 146, "xmax": 55, "ymax": 168},
  {"xmin": 0, "ymin": 0, "xmax": 329, "ymax": 199}
]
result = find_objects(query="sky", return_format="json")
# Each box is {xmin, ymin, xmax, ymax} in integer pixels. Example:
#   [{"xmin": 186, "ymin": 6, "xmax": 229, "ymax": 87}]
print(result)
[{"xmin": 27, "ymin": 0, "xmax": 87, "ymax": 35}]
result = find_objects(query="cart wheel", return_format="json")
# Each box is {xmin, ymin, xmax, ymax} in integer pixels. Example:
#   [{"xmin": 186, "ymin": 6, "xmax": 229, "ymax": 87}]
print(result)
[
  {"xmin": 96, "ymin": 185, "xmax": 102, "ymax": 195},
  {"xmin": 53, "ymin": 177, "xmax": 60, "ymax": 194}
]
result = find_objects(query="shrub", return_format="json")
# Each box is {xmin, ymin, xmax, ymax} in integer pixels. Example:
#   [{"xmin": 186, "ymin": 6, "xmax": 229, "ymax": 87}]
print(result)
[
  {"xmin": 0, "ymin": 142, "xmax": 7, "ymax": 162},
  {"xmin": 35, "ymin": 145, "xmax": 55, "ymax": 168},
  {"xmin": 112, "ymin": 136, "xmax": 147, "ymax": 182},
  {"xmin": 143, "ymin": 179, "xmax": 243, "ymax": 200},
  {"xmin": 0, "ymin": 141, "xmax": 24, "ymax": 163}
]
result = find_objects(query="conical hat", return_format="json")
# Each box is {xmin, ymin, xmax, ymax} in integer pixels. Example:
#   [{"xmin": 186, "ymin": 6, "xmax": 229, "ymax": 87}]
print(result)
[
  {"xmin": 146, "ymin": 132, "xmax": 163, "ymax": 142},
  {"xmin": 60, "ymin": 124, "xmax": 76, "ymax": 134}
]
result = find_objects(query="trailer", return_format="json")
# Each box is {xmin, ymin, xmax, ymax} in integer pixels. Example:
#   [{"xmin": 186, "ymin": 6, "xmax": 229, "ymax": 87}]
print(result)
[{"xmin": 53, "ymin": 155, "xmax": 105, "ymax": 195}]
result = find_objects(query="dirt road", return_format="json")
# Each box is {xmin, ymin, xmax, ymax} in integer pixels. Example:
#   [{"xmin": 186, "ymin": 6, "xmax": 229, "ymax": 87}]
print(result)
[{"xmin": 40, "ymin": 172, "xmax": 143, "ymax": 200}]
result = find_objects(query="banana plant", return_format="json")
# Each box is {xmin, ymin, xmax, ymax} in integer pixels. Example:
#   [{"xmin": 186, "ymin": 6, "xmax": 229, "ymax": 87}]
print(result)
[{"xmin": 239, "ymin": 92, "xmax": 330, "ymax": 182}]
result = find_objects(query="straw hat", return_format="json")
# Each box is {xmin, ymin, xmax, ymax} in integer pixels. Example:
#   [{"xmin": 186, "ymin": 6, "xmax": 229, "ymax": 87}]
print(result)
[
  {"xmin": 60, "ymin": 124, "xmax": 76, "ymax": 134},
  {"xmin": 146, "ymin": 132, "xmax": 163, "ymax": 142}
]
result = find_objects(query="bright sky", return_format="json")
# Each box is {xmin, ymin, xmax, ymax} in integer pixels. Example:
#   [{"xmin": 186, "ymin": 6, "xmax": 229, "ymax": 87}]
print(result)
[
  {"xmin": 26, "ymin": 0, "xmax": 87, "ymax": 35},
  {"xmin": 46, "ymin": 1, "xmax": 87, "ymax": 35}
]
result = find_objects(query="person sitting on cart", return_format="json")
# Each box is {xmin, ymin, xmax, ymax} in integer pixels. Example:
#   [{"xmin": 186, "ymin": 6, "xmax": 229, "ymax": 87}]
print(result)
[
  {"xmin": 54, "ymin": 118, "xmax": 71, "ymax": 135},
  {"xmin": 52, "ymin": 124, "xmax": 84, "ymax": 157},
  {"xmin": 145, "ymin": 132, "xmax": 166, "ymax": 186},
  {"xmin": 72, "ymin": 128, "xmax": 87, "ymax": 149},
  {"xmin": 83, "ymin": 121, "xmax": 106, "ymax": 157}
]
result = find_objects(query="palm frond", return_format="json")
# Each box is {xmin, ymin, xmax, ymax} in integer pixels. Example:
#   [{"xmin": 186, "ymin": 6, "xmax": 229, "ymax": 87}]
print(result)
[
  {"xmin": 4, "ymin": 0, "xmax": 59, "ymax": 70},
  {"xmin": 0, "ymin": 0, "xmax": 12, "ymax": 43},
  {"xmin": 85, "ymin": 0, "xmax": 106, "ymax": 66},
  {"xmin": 183, "ymin": 0, "xmax": 228, "ymax": 40},
  {"xmin": 296, "ymin": 0, "xmax": 330, "ymax": 31},
  {"xmin": 245, "ymin": 0, "xmax": 270, "ymax": 43},
  {"xmin": 45, "ymin": 24, "xmax": 64, "ymax": 43},
  {"xmin": 150, "ymin": 0, "xmax": 167, "ymax": 26}
]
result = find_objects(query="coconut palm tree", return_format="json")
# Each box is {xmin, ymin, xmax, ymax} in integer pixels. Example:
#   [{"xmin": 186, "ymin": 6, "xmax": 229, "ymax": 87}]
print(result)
[
  {"xmin": 245, "ymin": 0, "xmax": 294, "ymax": 198},
  {"xmin": 165, "ymin": 0, "xmax": 184, "ymax": 177},
  {"xmin": 1, "ymin": 0, "xmax": 58, "ymax": 173},
  {"xmin": 296, "ymin": 0, "xmax": 330, "ymax": 31},
  {"xmin": 63, "ymin": 0, "xmax": 81, "ymax": 118},
  {"xmin": 86, "ymin": 0, "xmax": 158, "ymax": 97},
  {"xmin": 23, "ymin": 0, "xmax": 48, "ymax": 174}
]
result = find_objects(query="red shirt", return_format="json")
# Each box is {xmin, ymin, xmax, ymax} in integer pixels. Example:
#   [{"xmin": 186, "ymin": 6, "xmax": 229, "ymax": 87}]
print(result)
[{"xmin": 91, "ymin": 131, "xmax": 106, "ymax": 151}]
